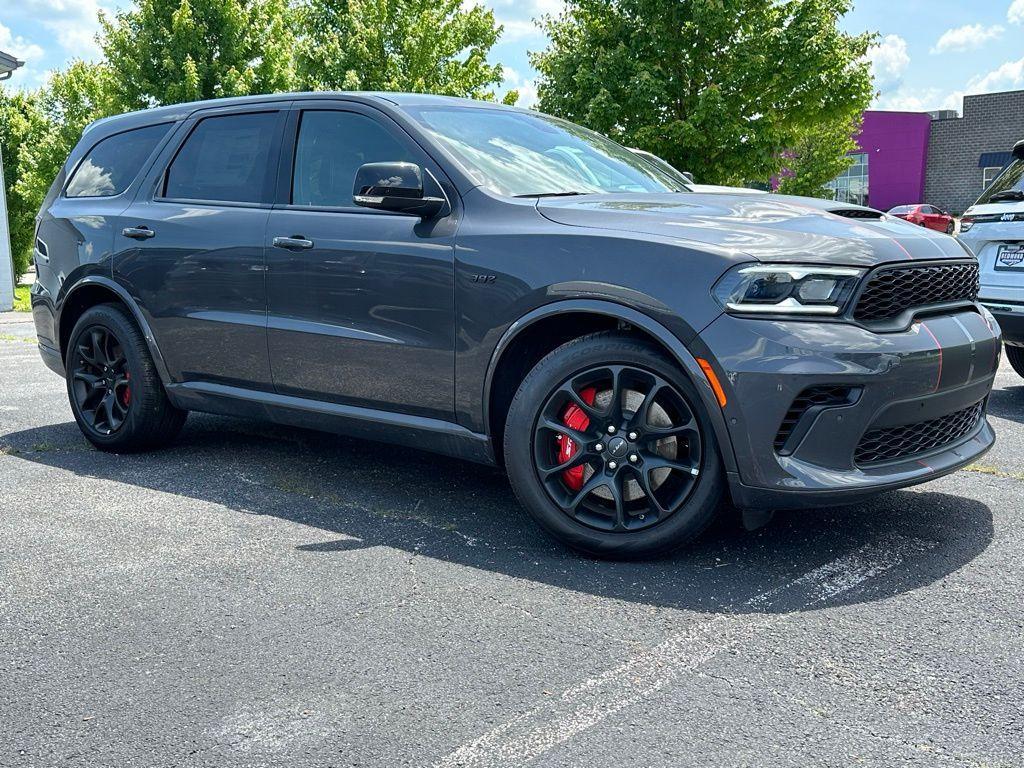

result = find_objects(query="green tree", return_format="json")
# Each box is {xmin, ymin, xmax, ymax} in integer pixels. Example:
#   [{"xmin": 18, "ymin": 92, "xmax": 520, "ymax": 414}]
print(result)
[
  {"xmin": 776, "ymin": 116, "xmax": 863, "ymax": 199},
  {"xmin": 0, "ymin": 88, "xmax": 45, "ymax": 280},
  {"xmin": 99, "ymin": 0, "xmax": 295, "ymax": 109},
  {"xmin": 294, "ymin": 0, "xmax": 505, "ymax": 98},
  {"xmin": 532, "ymin": 0, "xmax": 875, "ymax": 186},
  {"xmin": 13, "ymin": 62, "xmax": 119, "ymax": 260}
]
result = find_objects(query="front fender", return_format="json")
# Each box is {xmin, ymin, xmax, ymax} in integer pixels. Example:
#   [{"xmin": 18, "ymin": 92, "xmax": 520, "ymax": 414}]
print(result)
[{"xmin": 481, "ymin": 298, "xmax": 737, "ymax": 476}]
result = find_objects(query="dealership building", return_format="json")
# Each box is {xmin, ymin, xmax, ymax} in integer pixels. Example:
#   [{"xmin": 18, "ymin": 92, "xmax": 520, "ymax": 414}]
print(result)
[{"xmin": 825, "ymin": 89, "xmax": 1024, "ymax": 214}]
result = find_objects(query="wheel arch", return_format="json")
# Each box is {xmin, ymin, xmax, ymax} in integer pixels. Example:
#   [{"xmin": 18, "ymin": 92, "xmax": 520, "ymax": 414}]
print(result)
[
  {"xmin": 483, "ymin": 299, "xmax": 737, "ymax": 473},
  {"xmin": 57, "ymin": 276, "xmax": 172, "ymax": 386}
]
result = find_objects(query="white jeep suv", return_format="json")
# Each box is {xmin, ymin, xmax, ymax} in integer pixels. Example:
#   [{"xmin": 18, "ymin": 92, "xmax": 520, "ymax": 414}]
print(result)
[{"xmin": 961, "ymin": 139, "xmax": 1024, "ymax": 377}]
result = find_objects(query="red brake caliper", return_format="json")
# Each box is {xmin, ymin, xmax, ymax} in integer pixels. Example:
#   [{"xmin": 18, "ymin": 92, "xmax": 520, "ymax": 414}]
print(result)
[
  {"xmin": 122, "ymin": 372, "xmax": 131, "ymax": 407},
  {"xmin": 559, "ymin": 387, "xmax": 596, "ymax": 491}
]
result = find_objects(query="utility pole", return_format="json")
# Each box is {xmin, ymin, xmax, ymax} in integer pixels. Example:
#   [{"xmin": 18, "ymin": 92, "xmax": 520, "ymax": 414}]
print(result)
[{"xmin": 0, "ymin": 50, "xmax": 26, "ymax": 312}]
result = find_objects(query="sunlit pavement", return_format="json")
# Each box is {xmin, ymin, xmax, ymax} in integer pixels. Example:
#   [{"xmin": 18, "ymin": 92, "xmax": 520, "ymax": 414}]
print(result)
[{"xmin": 1, "ymin": 324, "xmax": 1022, "ymax": 767}]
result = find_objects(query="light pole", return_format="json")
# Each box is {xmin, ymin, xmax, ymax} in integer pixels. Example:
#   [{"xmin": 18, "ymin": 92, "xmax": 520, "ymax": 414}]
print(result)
[{"xmin": 1, "ymin": 50, "xmax": 26, "ymax": 312}]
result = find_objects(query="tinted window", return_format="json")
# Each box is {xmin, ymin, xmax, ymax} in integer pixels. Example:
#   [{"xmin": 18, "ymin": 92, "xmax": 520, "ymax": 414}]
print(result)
[
  {"xmin": 66, "ymin": 123, "xmax": 171, "ymax": 198},
  {"xmin": 292, "ymin": 111, "xmax": 413, "ymax": 208},
  {"xmin": 976, "ymin": 159, "xmax": 1024, "ymax": 205},
  {"xmin": 888, "ymin": 205, "xmax": 911, "ymax": 214},
  {"xmin": 165, "ymin": 112, "xmax": 279, "ymax": 203}
]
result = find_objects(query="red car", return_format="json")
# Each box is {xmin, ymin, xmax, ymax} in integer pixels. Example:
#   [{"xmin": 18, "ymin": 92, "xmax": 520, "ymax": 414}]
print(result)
[{"xmin": 887, "ymin": 204, "xmax": 955, "ymax": 234}]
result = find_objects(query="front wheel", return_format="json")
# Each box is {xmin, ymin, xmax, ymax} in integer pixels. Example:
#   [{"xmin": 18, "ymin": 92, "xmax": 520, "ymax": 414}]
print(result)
[
  {"xmin": 1006, "ymin": 345, "xmax": 1024, "ymax": 379},
  {"xmin": 66, "ymin": 303, "xmax": 187, "ymax": 452},
  {"xmin": 945, "ymin": 221, "xmax": 955, "ymax": 235},
  {"xmin": 503, "ymin": 332, "xmax": 724, "ymax": 558}
]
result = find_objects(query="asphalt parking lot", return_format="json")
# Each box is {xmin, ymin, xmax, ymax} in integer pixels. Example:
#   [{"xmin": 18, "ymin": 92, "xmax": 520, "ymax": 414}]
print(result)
[{"xmin": 2, "ymin": 309, "xmax": 1023, "ymax": 767}]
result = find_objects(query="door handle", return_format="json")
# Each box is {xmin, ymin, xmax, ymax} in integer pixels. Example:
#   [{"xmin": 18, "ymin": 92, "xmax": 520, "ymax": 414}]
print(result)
[
  {"xmin": 273, "ymin": 236, "xmax": 315, "ymax": 251},
  {"xmin": 122, "ymin": 225, "xmax": 155, "ymax": 240}
]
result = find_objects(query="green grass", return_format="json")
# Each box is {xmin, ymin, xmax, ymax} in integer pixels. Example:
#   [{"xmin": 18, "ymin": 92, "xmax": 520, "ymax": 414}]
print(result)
[{"xmin": 13, "ymin": 285, "xmax": 31, "ymax": 312}]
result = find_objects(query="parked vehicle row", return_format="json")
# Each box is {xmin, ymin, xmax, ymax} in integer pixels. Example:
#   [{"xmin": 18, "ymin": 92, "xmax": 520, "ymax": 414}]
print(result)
[
  {"xmin": 887, "ymin": 204, "xmax": 956, "ymax": 234},
  {"xmin": 30, "ymin": 93, "xmax": 999, "ymax": 557}
]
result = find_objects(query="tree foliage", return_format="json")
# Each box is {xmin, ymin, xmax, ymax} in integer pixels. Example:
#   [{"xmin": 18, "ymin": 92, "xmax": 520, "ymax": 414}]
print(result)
[
  {"xmin": 532, "ymin": 0, "xmax": 875, "ymax": 185},
  {"xmin": 775, "ymin": 115, "xmax": 863, "ymax": 198},
  {"xmin": 99, "ymin": 0, "xmax": 295, "ymax": 108},
  {"xmin": 0, "ymin": 89, "xmax": 45, "ymax": 280},
  {"xmin": 294, "ymin": 0, "xmax": 505, "ymax": 98}
]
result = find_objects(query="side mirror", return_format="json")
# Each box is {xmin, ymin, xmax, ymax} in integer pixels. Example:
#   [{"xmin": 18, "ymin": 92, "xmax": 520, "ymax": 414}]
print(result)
[
  {"xmin": 353, "ymin": 162, "xmax": 445, "ymax": 219},
  {"xmin": 682, "ymin": 171, "xmax": 695, "ymax": 183}
]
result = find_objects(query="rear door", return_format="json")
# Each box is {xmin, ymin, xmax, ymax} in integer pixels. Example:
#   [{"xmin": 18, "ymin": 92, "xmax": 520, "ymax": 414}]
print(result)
[
  {"xmin": 112, "ymin": 104, "xmax": 288, "ymax": 389},
  {"xmin": 264, "ymin": 100, "xmax": 458, "ymax": 420}
]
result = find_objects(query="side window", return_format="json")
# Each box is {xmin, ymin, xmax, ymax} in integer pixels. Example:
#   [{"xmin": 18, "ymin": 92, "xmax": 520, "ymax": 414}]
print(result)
[
  {"xmin": 164, "ymin": 112, "xmax": 279, "ymax": 204},
  {"xmin": 292, "ymin": 110, "xmax": 414, "ymax": 208},
  {"xmin": 66, "ymin": 123, "xmax": 171, "ymax": 198}
]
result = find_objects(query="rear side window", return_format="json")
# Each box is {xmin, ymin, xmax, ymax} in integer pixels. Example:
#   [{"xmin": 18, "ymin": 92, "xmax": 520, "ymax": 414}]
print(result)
[
  {"xmin": 65, "ymin": 123, "xmax": 171, "ymax": 198},
  {"xmin": 164, "ymin": 112, "xmax": 279, "ymax": 204},
  {"xmin": 292, "ymin": 111, "xmax": 414, "ymax": 208}
]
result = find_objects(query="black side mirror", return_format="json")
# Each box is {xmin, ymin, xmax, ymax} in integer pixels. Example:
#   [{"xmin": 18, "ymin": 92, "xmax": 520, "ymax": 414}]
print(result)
[{"xmin": 353, "ymin": 162, "xmax": 446, "ymax": 219}]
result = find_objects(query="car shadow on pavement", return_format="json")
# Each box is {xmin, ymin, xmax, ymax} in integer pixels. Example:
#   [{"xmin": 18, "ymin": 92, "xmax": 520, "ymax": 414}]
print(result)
[
  {"xmin": 3, "ymin": 414, "xmax": 994, "ymax": 617},
  {"xmin": 987, "ymin": 384, "xmax": 1024, "ymax": 424}
]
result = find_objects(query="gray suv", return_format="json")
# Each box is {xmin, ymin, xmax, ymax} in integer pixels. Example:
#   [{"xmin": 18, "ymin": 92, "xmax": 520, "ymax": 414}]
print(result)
[{"xmin": 29, "ymin": 92, "xmax": 999, "ymax": 558}]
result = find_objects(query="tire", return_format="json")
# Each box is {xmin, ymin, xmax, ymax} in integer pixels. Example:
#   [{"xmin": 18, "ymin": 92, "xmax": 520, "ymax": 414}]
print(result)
[
  {"xmin": 1006, "ymin": 345, "xmax": 1024, "ymax": 379},
  {"xmin": 503, "ymin": 332, "xmax": 724, "ymax": 559},
  {"xmin": 945, "ymin": 221, "xmax": 955, "ymax": 235},
  {"xmin": 66, "ymin": 303, "xmax": 187, "ymax": 452}
]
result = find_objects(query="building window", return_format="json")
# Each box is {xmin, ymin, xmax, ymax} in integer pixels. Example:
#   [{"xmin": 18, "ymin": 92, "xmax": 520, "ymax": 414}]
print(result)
[
  {"xmin": 982, "ymin": 166, "xmax": 1003, "ymax": 190},
  {"xmin": 825, "ymin": 152, "xmax": 869, "ymax": 206}
]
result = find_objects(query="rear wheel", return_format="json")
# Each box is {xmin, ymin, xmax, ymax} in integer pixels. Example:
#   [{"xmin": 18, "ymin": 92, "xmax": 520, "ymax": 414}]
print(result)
[
  {"xmin": 504, "ymin": 333, "xmax": 724, "ymax": 558},
  {"xmin": 945, "ymin": 221, "xmax": 955, "ymax": 235},
  {"xmin": 1006, "ymin": 345, "xmax": 1024, "ymax": 378},
  {"xmin": 67, "ymin": 304, "xmax": 187, "ymax": 452}
]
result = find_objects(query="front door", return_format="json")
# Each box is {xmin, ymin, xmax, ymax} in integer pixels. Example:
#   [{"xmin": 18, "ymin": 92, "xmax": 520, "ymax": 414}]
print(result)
[
  {"xmin": 113, "ymin": 107, "xmax": 288, "ymax": 389},
  {"xmin": 265, "ymin": 103, "xmax": 457, "ymax": 420}
]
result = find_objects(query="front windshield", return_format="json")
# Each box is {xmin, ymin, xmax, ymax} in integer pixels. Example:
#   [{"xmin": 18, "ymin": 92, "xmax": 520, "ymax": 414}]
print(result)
[
  {"xmin": 976, "ymin": 158, "xmax": 1024, "ymax": 204},
  {"xmin": 405, "ymin": 106, "xmax": 684, "ymax": 197}
]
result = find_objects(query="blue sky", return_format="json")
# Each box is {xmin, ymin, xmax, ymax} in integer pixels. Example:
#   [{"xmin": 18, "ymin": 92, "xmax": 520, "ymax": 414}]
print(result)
[{"xmin": 2, "ymin": 0, "xmax": 1024, "ymax": 113}]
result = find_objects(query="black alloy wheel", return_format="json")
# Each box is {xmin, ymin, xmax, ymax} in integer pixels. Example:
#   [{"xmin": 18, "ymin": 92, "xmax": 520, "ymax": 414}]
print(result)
[
  {"xmin": 533, "ymin": 364, "xmax": 702, "ymax": 533},
  {"xmin": 66, "ymin": 303, "xmax": 187, "ymax": 451},
  {"xmin": 71, "ymin": 326, "xmax": 132, "ymax": 435},
  {"xmin": 504, "ymin": 332, "xmax": 724, "ymax": 558}
]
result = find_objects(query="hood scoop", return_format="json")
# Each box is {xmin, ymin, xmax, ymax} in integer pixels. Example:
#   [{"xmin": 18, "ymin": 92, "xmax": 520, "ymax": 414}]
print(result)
[{"xmin": 830, "ymin": 208, "xmax": 884, "ymax": 219}]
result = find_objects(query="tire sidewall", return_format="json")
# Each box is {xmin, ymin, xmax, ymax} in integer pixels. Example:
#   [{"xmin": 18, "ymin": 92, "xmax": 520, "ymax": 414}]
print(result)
[
  {"xmin": 504, "ymin": 335, "xmax": 724, "ymax": 558},
  {"xmin": 66, "ymin": 305, "xmax": 151, "ymax": 449}
]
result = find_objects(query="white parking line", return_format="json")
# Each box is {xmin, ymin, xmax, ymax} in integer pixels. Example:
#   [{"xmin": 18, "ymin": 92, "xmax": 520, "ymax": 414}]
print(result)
[{"xmin": 432, "ymin": 534, "xmax": 936, "ymax": 768}]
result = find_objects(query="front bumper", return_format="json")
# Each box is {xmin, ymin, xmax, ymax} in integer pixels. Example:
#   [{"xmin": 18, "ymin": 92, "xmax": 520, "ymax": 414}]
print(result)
[{"xmin": 698, "ymin": 307, "xmax": 999, "ymax": 509}]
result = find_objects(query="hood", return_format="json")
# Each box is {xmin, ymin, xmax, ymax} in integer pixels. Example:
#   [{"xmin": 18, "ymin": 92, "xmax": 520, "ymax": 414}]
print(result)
[{"xmin": 537, "ymin": 192, "xmax": 971, "ymax": 266}]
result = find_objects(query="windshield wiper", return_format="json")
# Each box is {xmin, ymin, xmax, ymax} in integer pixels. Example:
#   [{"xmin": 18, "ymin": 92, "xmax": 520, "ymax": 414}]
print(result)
[
  {"xmin": 513, "ymin": 191, "xmax": 586, "ymax": 198},
  {"xmin": 988, "ymin": 189, "xmax": 1024, "ymax": 202}
]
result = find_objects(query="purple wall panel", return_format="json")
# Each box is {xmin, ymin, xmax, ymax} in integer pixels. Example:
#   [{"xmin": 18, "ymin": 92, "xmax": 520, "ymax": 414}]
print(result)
[{"xmin": 856, "ymin": 111, "xmax": 931, "ymax": 211}]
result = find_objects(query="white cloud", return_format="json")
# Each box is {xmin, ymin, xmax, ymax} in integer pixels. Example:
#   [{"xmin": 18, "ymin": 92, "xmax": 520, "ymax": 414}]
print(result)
[
  {"xmin": 1010, "ymin": 0, "xmax": 1024, "ymax": 25},
  {"xmin": 867, "ymin": 34, "xmax": 910, "ymax": 91},
  {"xmin": 931, "ymin": 24, "xmax": 1004, "ymax": 54},
  {"xmin": 501, "ymin": 67, "xmax": 539, "ymax": 108},
  {"xmin": 874, "ymin": 87, "xmax": 963, "ymax": 113},
  {"xmin": 18, "ymin": 0, "xmax": 108, "ymax": 59},
  {"xmin": 0, "ymin": 21, "xmax": 45, "ymax": 86},
  {"xmin": 966, "ymin": 57, "xmax": 1024, "ymax": 93},
  {"xmin": 497, "ymin": 18, "xmax": 544, "ymax": 41},
  {"xmin": 0, "ymin": 21, "xmax": 45, "ymax": 63}
]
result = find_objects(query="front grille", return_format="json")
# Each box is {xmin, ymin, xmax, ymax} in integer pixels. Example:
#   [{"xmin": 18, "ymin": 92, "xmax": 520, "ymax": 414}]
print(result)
[
  {"xmin": 853, "ymin": 262, "xmax": 979, "ymax": 324},
  {"xmin": 854, "ymin": 401, "xmax": 985, "ymax": 466},
  {"xmin": 774, "ymin": 385, "xmax": 855, "ymax": 453}
]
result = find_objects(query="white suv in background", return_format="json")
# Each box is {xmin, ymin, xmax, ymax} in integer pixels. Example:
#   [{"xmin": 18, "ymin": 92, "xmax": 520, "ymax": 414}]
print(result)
[{"xmin": 961, "ymin": 139, "xmax": 1024, "ymax": 377}]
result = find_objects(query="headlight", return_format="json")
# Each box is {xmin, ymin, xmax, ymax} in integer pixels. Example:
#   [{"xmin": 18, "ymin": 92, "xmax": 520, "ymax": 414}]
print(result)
[{"xmin": 713, "ymin": 264, "xmax": 866, "ymax": 316}]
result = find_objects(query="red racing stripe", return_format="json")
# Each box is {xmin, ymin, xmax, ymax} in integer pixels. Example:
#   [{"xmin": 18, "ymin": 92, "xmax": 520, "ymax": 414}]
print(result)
[{"xmin": 919, "ymin": 321, "xmax": 942, "ymax": 393}]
